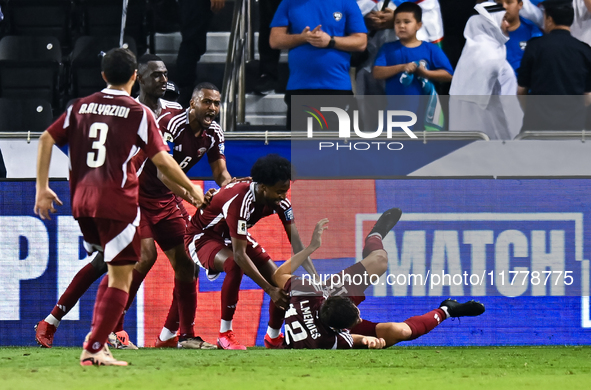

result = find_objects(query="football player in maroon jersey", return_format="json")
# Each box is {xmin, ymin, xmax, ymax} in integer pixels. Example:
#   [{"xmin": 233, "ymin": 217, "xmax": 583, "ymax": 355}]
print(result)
[
  {"xmin": 35, "ymin": 48, "xmax": 204, "ymax": 365},
  {"xmin": 273, "ymin": 210, "xmax": 486, "ymax": 349},
  {"xmin": 182, "ymin": 154, "xmax": 318, "ymax": 349}
]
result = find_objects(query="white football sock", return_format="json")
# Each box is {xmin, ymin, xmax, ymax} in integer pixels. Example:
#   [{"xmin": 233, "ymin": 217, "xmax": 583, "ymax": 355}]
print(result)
[
  {"xmin": 266, "ymin": 326, "xmax": 281, "ymax": 339},
  {"xmin": 441, "ymin": 306, "xmax": 451, "ymax": 319},
  {"xmin": 44, "ymin": 314, "xmax": 60, "ymax": 328},
  {"xmin": 220, "ymin": 320, "xmax": 233, "ymax": 333},
  {"xmin": 159, "ymin": 327, "xmax": 177, "ymax": 342}
]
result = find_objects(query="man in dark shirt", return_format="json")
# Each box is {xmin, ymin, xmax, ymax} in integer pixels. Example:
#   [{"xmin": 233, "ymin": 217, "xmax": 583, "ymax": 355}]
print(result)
[
  {"xmin": 517, "ymin": 0, "xmax": 591, "ymax": 131},
  {"xmin": 273, "ymin": 210, "xmax": 486, "ymax": 349}
]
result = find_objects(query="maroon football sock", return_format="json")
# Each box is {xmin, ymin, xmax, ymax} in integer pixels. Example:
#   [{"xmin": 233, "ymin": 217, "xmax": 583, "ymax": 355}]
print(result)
[
  {"xmin": 91, "ymin": 276, "xmax": 109, "ymax": 330},
  {"xmin": 268, "ymin": 300, "xmax": 285, "ymax": 330},
  {"xmin": 113, "ymin": 269, "xmax": 145, "ymax": 332},
  {"xmin": 85, "ymin": 287, "xmax": 128, "ymax": 353},
  {"xmin": 174, "ymin": 279, "xmax": 197, "ymax": 339},
  {"xmin": 362, "ymin": 235, "xmax": 384, "ymax": 258},
  {"xmin": 403, "ymin": 308, "xmax": 446, "ymax": 340},
  {"xmin": 50, "ymin": 263, "xmax": 103, "ymax": 321},
  {"xmin": 163, "ymin": 293, "xmax": 180, "ymax": 332},
  {"xmin": 221, "ymin": 258, "xmax": 243, "ymax": 321}
]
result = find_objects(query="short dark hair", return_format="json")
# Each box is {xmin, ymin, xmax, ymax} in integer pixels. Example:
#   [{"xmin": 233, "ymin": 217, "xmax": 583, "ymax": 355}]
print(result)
[
  {"xmin": 543, "ymin": 1, "xmax": 574, "ymax": 26},
  {"xmin": 251, "ymin": 154, "xmax": 291, "ymax": 186},
  {"xmin": 394, "ymin": 2, "xmax": 422, "ymax": 23},
  {"xmin": 138, "ymin": 54, "xmax": 164, "ymax": 76},
  {"xmin": 192, "ymin": 82, "xmax": 220, "ymax": 97},
  {"xmin": 101, "ymin": 48, "xmax": 137, "ymax": 86},
  {"xmin": 319, "ymin": 296, "xmax": 359, "ymax": 330}
]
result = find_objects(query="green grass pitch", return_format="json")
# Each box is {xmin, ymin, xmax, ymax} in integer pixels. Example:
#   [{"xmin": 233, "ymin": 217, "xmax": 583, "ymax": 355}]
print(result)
[{"xmin": 1, "ymin": 346, "xmax": 590, "ymax": 390}]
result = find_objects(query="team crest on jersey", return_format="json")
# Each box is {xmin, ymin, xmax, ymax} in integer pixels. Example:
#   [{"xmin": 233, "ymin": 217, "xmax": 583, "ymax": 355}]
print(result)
[
  {"xmin": 284, "ymin": 208, "xmax": 294, "ymax": 221},
  {"xmin": 333, "ymin": 12, "xmax": 342, "ymax": 21},
  {"xmin": 219, "ymin": 143, "xmax": 225, "ymax": 155},
  {"xmin": 519, "ymin": 41, "xmax": 527, "ymax": 51},
  {"xmin": 237, "ymin": 220, "xmax": 247, "ymax": 235},
  {"xmin": 196, "ymin": 147, "xmax": 207, "ymax": 158}
]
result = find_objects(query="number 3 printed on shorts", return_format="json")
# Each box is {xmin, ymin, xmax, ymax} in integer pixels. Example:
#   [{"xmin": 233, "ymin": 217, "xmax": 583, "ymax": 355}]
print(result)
[{"xmin": 87, "ymin": 122, "xmax": 108, "ymax": 168}]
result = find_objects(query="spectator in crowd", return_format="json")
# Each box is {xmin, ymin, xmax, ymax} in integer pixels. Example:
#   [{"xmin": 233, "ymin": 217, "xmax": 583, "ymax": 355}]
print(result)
[
  {"xmin": 571, "ymin": 0, "xmax": 591, "ymax": 45},
  {"xmin": 519, "ymin": 0, "xmax": 591, "ymax": 46},
  {"xmin": 176, "ymin": 0, "xmax": 226, "ymax": 106},
  {"xmin": 372, "ymin": 2, "xmax": 452, "ymax": 131},
  {"xmin": 254, "ymin": 0, "xmax": 282, "ymax": 95},
  {"xmin": 449, "ymin": 2, "xmax": 524, "ymax": 139},
  {"xmin": 498, "ymin": 0, "xmax": 543, "ymax": 75},
  {"xmin": 0, "ymin": 148, "xmax": 6, "ymax": 179},
  {"xmin": 517, "ymin": 0, "xmax": 591, "ymax": 131},
  {"xmin": 269, "ymin": 0, "xmax": 368, "ymax": 130},
  {"xmin": 355, "ymin": 0, "xmax": 445, "ymax": 96}
]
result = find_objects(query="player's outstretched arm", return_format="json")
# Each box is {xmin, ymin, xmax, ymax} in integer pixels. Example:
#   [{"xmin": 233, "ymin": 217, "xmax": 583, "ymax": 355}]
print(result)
[
  {"xmin": 151, "ymin": 151, "xmax": 204, "ymax": 207},
  {"xmin": 34, "ymin": 131, "xmax": 63, "ymax": 220},
  {"xmin": 156, "ymin": 169, "xmax": 201, "ymax": 207},
  {"xmin": 351, "ymin": 335, "xmax": 386, "ymax": 349},
  {"xmin": 273, "ymin": 218, "xmax": 329, "ymax": 290},
  {"xmin": 285, "ymin": 223, "xmax": 319, "ymax": 278}
]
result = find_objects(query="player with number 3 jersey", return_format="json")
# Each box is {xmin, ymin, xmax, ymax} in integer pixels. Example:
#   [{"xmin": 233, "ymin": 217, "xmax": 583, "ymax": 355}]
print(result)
[{"xmin": 35, "ymin": 48, "xmax": 203, "ymax": 366}]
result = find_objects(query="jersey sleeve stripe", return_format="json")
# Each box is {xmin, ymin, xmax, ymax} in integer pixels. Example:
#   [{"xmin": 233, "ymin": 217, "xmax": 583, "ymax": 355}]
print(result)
[
  {"xmin": 338, "ymin": 332, "xmax": 353, "ymax": 348},
  {"xmin": 168, "ymin": 113, "xmax": 186, "ymax": 136},
  {"xmin": 138, "ymin": 108, "xmax": 149, "ymax": 144},
  {"xmin": 64, "ymin": 105, "xmax": 73, "ymax": 128},
  {"xmin": 240, "ymin": 192, "xmax": 254, "ymax": 219},
  {"xmin": 121, "ymin": 145, "xmax": 139, "ymax": 187},
  {"xmin": 280, "ymin": 200, "xmax": 291, "ymax": 210}
]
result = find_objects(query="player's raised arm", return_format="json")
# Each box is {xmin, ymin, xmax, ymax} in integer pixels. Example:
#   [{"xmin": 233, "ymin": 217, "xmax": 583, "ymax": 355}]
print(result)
[
  {"xmin": 284, "ymin": 223, "xmax": 319, "ymax": 278},
  {"xmin": 273, "ymin": 218, "xmax": 328, "ymax": 290}
]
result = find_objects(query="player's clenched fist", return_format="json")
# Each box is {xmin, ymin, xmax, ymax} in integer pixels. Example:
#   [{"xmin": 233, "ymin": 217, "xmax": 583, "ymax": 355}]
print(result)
[{"xmin": 361, "ymin": 336, "xmax": 386, "ymax": 349}]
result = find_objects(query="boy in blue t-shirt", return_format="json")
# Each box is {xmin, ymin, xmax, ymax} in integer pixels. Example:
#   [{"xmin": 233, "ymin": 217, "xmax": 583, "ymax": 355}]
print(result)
[
  {"xmin": 498, "ymin": 0, "xmax": 543, "ymax": 75},
  {"xmin": 372, "ymin": 2, "xmax": 453, "ymax": 96}
]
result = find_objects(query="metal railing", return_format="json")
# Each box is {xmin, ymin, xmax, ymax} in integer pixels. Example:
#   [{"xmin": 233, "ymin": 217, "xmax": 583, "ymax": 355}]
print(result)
[
  {"xmin": 220, "ymin": 0, "xmax": 254, "ymax": 132},
  {"xmin": 515, "ymin": 131, "xmax": 588, "ymax": 141},
  {"xmin": 0, "ymin": 131, "xmax": 491, "ymax": 142}
]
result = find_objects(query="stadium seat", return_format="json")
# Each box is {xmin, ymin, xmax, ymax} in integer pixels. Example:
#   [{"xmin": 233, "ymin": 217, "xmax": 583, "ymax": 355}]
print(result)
[
  {"xmin": 3, "ymin": 0, "xmax": 74, "ymax": 55},
  {"xmin": 0, "ymin": 36, "xmax": 62, "ymax": 109},
  {"xmin": 0, "ymin": 98, "xmax": 53, "ymax": 132},
  {"xmin": 69, "ymin": 35, "xmax": 137, "ymax": 99}
]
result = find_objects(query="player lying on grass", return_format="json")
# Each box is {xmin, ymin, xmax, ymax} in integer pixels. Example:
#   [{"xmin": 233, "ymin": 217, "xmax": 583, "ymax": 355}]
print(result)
[{"xmin": 273, "ymin": 209, "xmax": 486, "ymax": 349}]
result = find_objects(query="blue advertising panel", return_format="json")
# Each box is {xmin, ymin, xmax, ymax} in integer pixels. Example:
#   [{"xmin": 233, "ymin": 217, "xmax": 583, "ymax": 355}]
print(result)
[{"xmin": 1, "ymin": 179, "xmax": 590, "ymax": 347}]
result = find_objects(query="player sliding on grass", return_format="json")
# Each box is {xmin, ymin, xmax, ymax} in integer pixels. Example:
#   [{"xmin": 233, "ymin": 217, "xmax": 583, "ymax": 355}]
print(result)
[{"xmin": 273, "ymin": 209, "xmax": 486, "ymax": 349}]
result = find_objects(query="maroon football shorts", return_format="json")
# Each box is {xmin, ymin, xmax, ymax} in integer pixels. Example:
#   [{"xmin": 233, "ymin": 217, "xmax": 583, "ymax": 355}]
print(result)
[
  {"xmin": 77, "ymin": 217, "xmax": 140, "ymax": 265},
  {"xmin": 139, "ymin": 195, "xmax": 188, "ymax": 251},
  {"xmin": 185, "ymin": 232, "xmax": 271, "ymax": 280}
]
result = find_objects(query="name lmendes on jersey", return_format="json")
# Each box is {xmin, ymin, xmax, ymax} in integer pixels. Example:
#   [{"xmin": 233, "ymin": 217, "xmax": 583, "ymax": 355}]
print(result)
[{"xmin": 78, "ymin": 103, "xmax": 131, "ymax": 118}]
